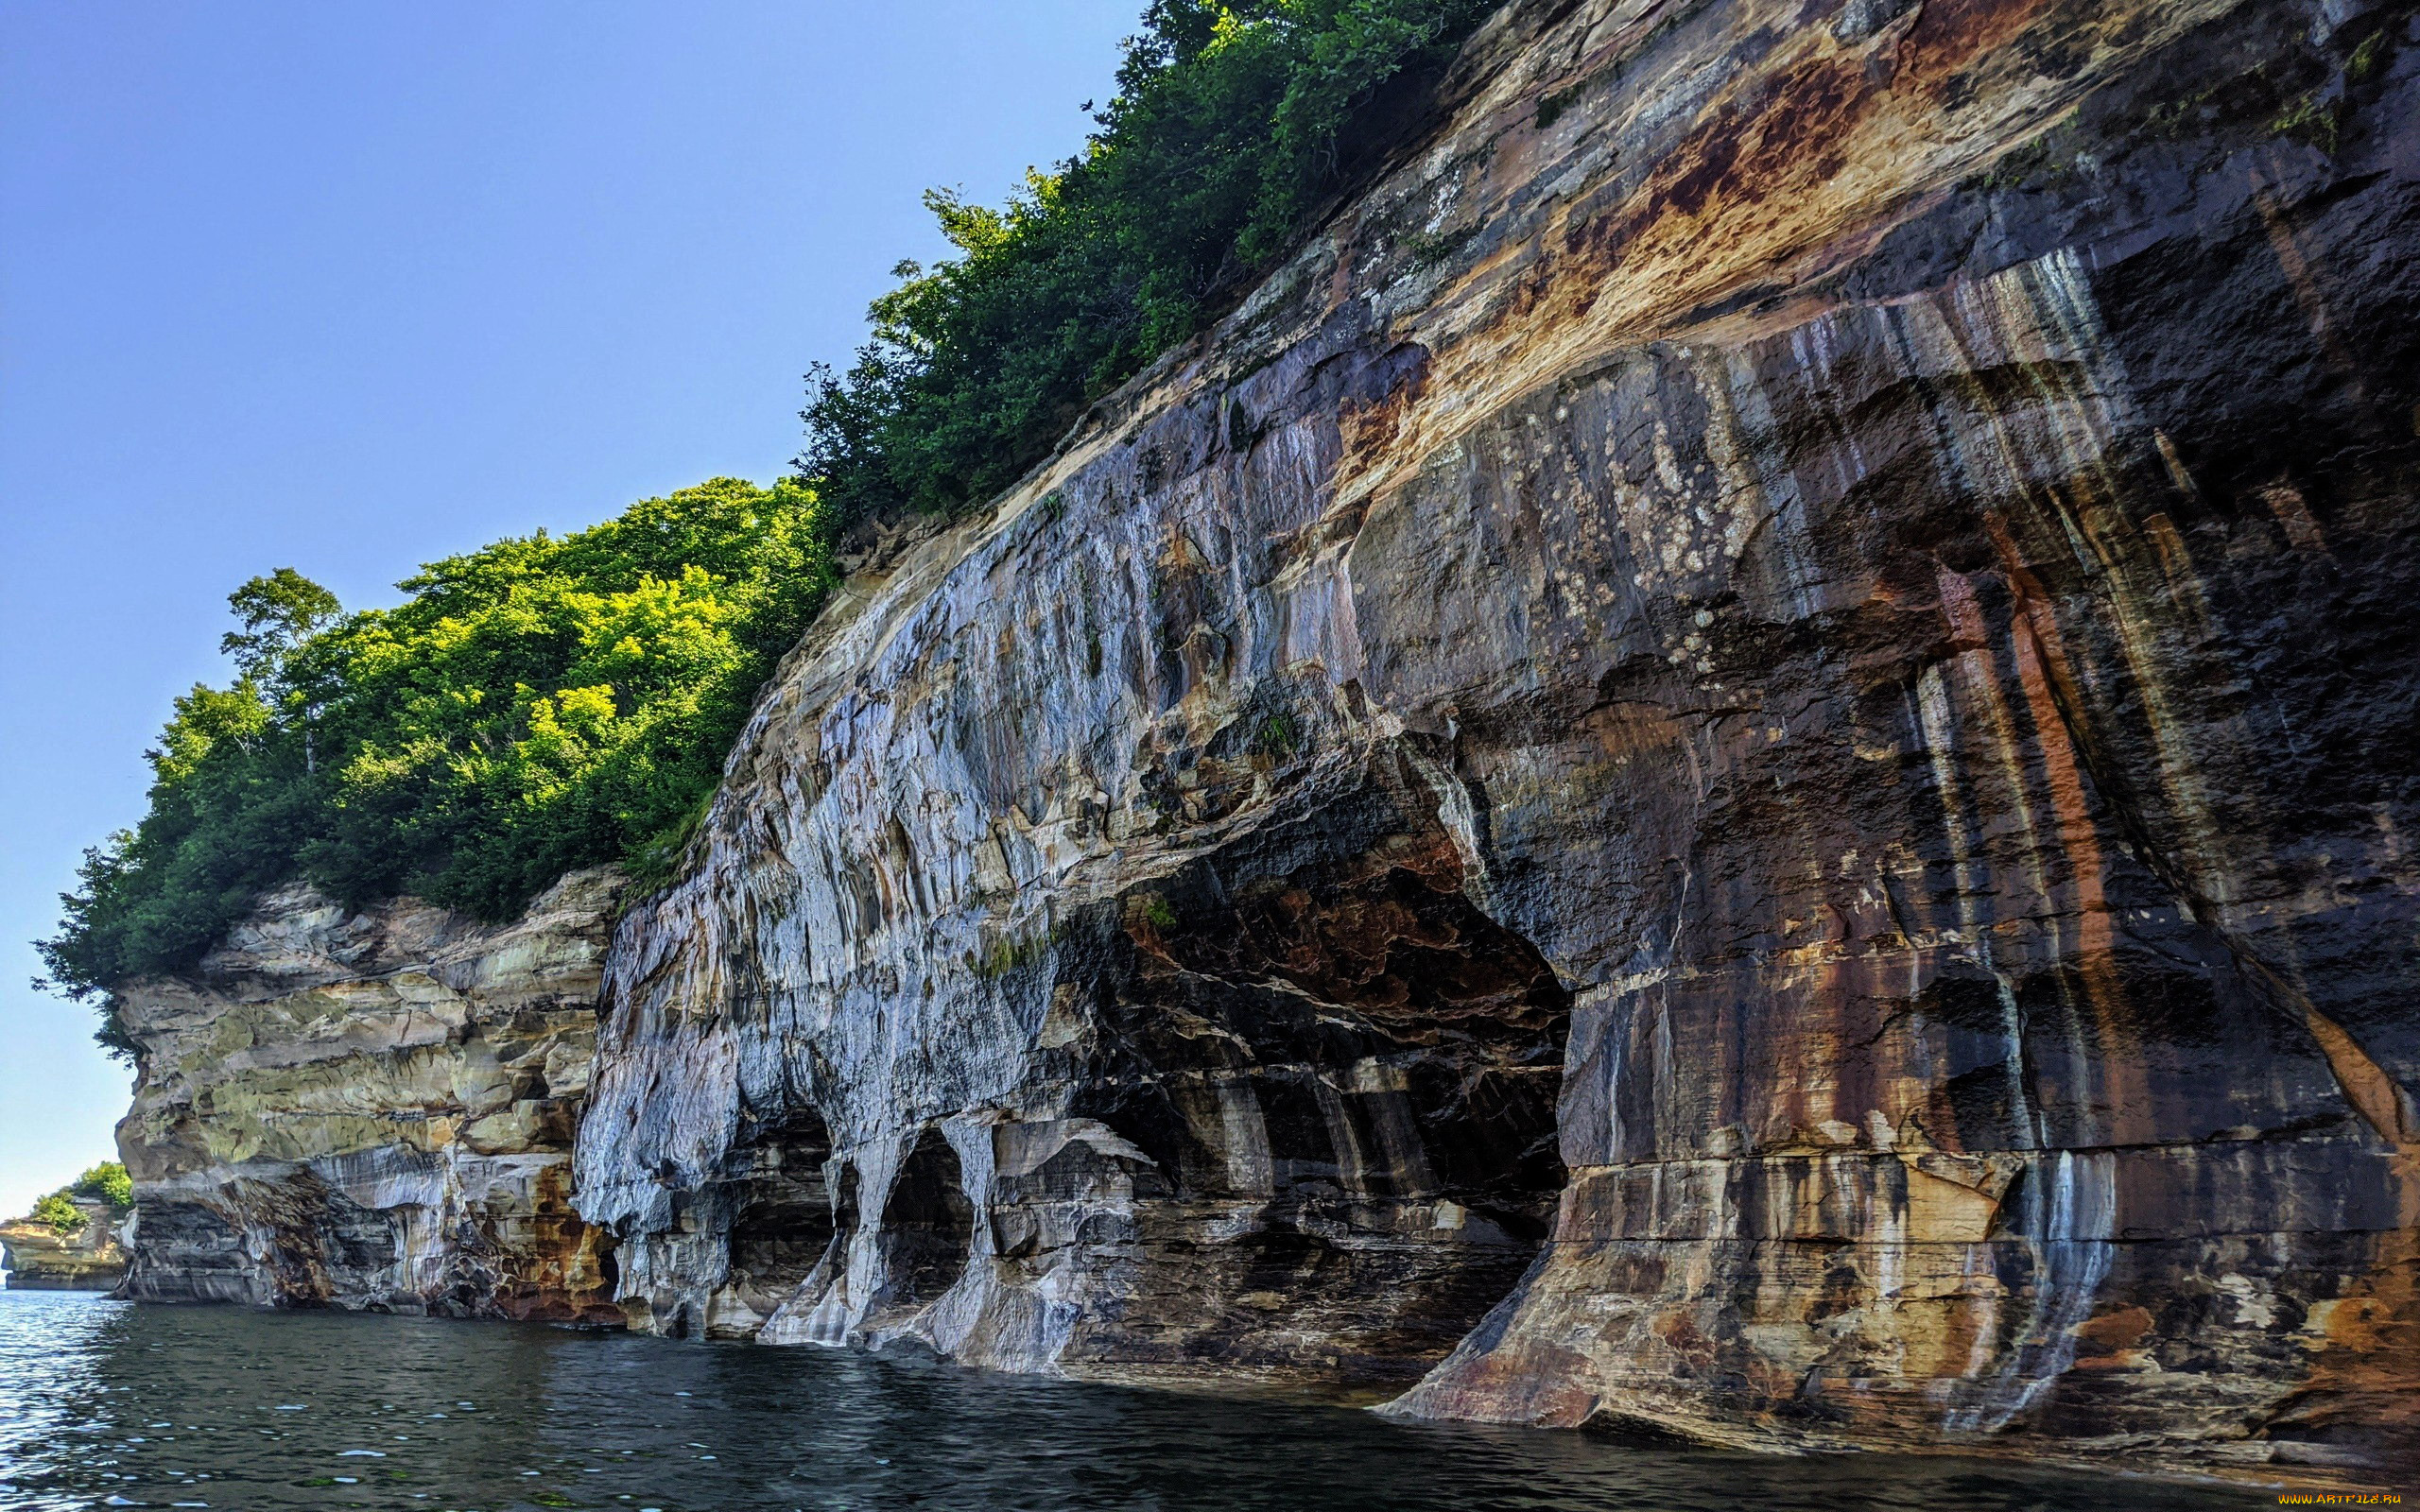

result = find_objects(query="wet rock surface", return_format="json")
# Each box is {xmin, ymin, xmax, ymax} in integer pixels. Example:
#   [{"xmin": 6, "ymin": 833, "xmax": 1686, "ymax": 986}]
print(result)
[{"xmin": 112, "ymin": 869, "xmax": 625, "ymax": 1321}]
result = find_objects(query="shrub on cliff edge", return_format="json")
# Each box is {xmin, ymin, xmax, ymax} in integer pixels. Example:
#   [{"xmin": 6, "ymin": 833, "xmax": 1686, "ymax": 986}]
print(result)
[
  {"xmin": 71, "ymin": 1162, "xmax": 133, "ymax": 1211},
  {"xmin": 30, "ymin": 1194, "xmax": 87, "ymax": 1234},
  {"xmin": 22, "ymin": 1165, "xmax": 128, "ymax": 1231}
]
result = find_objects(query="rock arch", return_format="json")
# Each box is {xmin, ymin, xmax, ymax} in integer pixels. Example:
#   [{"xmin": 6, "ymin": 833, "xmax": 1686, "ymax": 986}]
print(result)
[{"xmin": 871, "ymin": 1125, "xmax": 975, "ymax": 1319}]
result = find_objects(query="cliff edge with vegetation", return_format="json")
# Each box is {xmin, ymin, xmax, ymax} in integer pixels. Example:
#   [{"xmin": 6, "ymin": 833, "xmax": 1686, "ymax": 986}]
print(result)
[{"xmin": 1, "ymin": 1165, "xmax": 130, "ymax": 1290}]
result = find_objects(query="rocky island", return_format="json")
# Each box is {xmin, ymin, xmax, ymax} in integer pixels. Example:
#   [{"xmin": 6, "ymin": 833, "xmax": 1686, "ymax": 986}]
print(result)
[
  {"xmin": 0, "ymin": 1209, "xmax": 126, "ymax": 1291},
  {"xmin": 57, "ymin": 0, "xmax": 2420, "ymax": 1489}
]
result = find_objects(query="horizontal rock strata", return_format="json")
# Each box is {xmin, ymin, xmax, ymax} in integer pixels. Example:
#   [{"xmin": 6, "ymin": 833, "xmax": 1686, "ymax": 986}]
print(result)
[
  {"xmin": 112, "ymin": 869, "xmax": 624, "ymax": 1321},
  {"xmin": 571, "ymin": 0, "xmax": 2420, "ymax": 1479}
]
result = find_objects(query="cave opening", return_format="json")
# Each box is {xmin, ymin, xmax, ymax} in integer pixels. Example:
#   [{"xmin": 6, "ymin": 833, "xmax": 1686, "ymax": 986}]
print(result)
[
  {"xmin": 1083, "ymin": 759, "xmax": 1577, "ymax": 1378},
  {"xmin": 875, "ymin": 1125, "xmax": 975, "ymax": 1312},
  {"xmin": 1122, "ymin": 807, "xmax": 1575, "ymax": 1235},
  {"xmin": 722, "ymin": 1106, "xmax": 838, "ymax": 1322}
]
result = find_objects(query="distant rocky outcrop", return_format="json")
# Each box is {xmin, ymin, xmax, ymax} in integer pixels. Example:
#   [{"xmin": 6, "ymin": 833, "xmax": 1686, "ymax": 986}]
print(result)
[
  {"xmin": 1, "ymin": 1199, "xmax": 127, "ymax": 1290},
  {"xmin": 110, "ymin": 869, "xmax": 625, "ymax": 1320}
]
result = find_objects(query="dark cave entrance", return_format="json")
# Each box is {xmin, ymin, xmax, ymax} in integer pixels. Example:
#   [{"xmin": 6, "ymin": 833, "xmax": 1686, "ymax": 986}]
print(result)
[
  {"xmin": 1080, "ymin": 752, "xmax": 1577, "ymax": 1378},
  {"xmin": 1115, "ymin": 799, "xmax": 1576, "ymax": 1232},
  {"xmin": 874, "ymin": 1125, "xmax": 975, "ymax": 1312},
  {"xmin": 721, "ymin": 1106, "xmax": 838, "ymax": 1322}
]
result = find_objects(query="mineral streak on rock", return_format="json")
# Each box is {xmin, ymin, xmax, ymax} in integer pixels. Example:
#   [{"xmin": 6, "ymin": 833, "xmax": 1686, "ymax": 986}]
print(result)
[
  {"xmin": 571, "ymin": 0, "xmax": 2420, "ymax": 1474},
  {"xmin": 1, "ymin": 1199, "xmax": 128, "ymax": 1291},
  {"xmin": 111, "ymin": 869, "xmax": 626, "ymax": 1321}
]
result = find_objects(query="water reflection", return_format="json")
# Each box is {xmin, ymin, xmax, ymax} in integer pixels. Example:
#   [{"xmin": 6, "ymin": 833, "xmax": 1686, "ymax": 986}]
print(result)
[{"xmin": 0, "ymin": 1291, "xmax": 2262, "ymax": 1510}]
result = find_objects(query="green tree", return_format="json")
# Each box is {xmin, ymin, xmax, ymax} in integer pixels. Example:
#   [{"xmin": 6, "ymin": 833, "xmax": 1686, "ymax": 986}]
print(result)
[
  {"xmin": 30, "ymin": 1194, "xmax": 86, "ymax": 1233},
  {"xmin": 799, "ymin": 0, "xmax": 1495, "ymax": 524},
  {"xmin": 221, "ymin": 568, "xmax": 343, "ymax": 776},
  {"xmin": 70, "ymin": 1162, "xmax": 133, "ymax": 1211},
  {"xmin": 41, "ymin": 478, "xmax": 836, "ymax": 1026},
  {"xmin": 219, "ymin": 568, "xmax": 341, "ymax": 687}
]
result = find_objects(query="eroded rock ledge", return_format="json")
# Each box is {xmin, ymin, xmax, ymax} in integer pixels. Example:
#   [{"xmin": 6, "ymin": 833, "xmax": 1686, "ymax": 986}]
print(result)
[
  {"xmin": 1, "ymin": 1199, "xmax": 128, "ymax": 1291},
  {"xmin": 112, "ymin": 869, "xmax": 624, "ymax": 1320}
]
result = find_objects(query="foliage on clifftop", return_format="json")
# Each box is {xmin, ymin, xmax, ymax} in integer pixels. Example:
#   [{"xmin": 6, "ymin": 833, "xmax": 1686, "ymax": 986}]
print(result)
[
  {"xmin": 800, "ymin": 0, "xmax": 1495, "ymax": 523},
  {"xmin": 28, "ymin": 1194, "xmax": 87, "ymax": 1233},
  {"xmin": 26, "ymin": 1163, "xmax": 132, "ymax": 1232},
  {"xmin": 39, "ymin": 480, "xmax": 833, "ymax": 1019}
]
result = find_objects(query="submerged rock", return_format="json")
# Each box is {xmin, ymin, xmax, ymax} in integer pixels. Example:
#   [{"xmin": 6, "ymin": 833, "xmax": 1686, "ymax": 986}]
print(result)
[{"xmin": 111, "ymin": 869, "xmax": 624, "ymax": 1321}]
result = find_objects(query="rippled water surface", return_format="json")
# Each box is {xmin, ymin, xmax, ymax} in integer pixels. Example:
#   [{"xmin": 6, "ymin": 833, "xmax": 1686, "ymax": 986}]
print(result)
[{"xmin": 0, "ymin": 1290, "xmax": 2265, "ymax": 1511}]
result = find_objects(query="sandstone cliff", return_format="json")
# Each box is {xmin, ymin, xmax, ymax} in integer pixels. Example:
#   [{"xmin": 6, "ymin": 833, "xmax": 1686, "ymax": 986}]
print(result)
[
  {"xmin": 566, "ymin": 0, "xmax": 2420, "ymax": 1480},
  {"xmin": 112, "ymin": 869, "xmax": 623, "ymax": 1320},
  {"xmin": 1, "ymin": 1199, "xmax": 127, "ymax": 1290},
  {"xmin": 110, "ymin": 0, "xmax": 2420, "ymax": 1484}
]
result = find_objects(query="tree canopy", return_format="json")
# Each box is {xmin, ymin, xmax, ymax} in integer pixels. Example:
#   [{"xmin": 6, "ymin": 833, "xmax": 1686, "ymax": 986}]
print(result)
[
  {"xmin": 800, "ymin": 0, "xmax": 1494, "ymax": 523},
  {"xmin": 40, "ymin": 479, "xmax": 834, "ymax": 1033}
]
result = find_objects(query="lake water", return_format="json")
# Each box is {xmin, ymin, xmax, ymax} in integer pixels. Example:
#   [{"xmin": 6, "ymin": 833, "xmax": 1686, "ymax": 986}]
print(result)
[{"xmin": 0, "ymin": 1289, "xmax": 2266, "ymax": 1511}]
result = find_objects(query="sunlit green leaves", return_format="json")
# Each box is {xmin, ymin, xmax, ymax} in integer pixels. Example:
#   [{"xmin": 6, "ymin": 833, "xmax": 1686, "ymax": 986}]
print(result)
[
  {"xmin": 30, "ymin": 1194, "xmax": 86, "ymax": 1232},
  {"xmin": 42, "ymin": 477, "xmax": 836, "ymax": 1014},
  {"xmin": 799, "ymin": 0, "xmax": 1492, "ymax": 524}
]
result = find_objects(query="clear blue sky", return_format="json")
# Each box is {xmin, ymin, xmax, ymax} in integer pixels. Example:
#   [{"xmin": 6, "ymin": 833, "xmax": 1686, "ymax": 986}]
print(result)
[{"xmin": 0, "ymin": 0, "xmax": 1134, "ymax": 1220}]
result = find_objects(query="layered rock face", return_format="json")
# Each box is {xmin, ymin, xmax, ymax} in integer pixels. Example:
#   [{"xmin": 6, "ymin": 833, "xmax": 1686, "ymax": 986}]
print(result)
[
  {"xmin": 571, "ymin": 0, "xmax": 2420, "ymax": 1474},
  {"xmin": 112, "ymin": 870, "xmax": 624, "ymax": 1320},
  {"xmin": 1, "ymin": 1200, "xmax": 128, "ymax": 1290}
]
